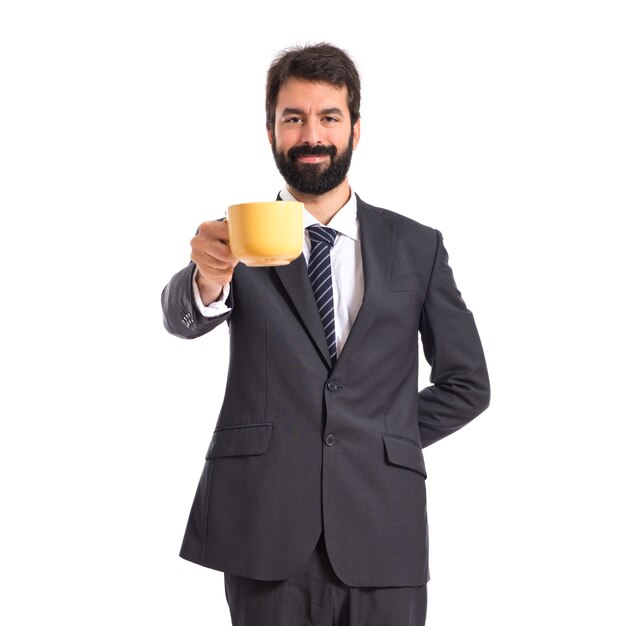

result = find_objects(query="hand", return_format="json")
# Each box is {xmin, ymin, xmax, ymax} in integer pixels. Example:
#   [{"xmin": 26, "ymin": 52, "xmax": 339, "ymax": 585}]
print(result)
[{"xmin": 190, "ymin": 220, "xmax": 239, "ymax": 305}]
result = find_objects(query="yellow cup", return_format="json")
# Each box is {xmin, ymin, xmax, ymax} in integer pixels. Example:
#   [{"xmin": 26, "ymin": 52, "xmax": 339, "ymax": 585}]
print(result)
[{"xmin": 227, "ymin": 201, "xmax": 304, "ymax": 267}]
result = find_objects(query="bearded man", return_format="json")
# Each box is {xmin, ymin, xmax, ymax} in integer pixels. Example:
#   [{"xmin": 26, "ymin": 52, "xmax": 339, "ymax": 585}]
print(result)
[{"xmin": 162, "ymin": 42, "xmax": 490, "ymax": 626}]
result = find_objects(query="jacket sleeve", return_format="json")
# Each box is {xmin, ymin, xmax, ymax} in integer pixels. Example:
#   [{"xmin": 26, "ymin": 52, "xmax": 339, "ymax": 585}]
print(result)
[
  {"xmin": 417, "ymin": 228, "xmax": 490, "ymax": 447},
  {"xmin": 161, "ymin": 261, "xmax": 232, "ymax": 339}
]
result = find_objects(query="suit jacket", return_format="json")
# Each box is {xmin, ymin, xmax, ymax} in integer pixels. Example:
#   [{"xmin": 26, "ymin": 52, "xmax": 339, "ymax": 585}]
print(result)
[{"xmin": 161, "ymin": 194, "xmax": 490, "ymax": 587}]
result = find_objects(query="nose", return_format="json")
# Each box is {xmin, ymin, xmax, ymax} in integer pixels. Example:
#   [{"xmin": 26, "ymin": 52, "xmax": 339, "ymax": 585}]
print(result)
[{"xmin": 300, "ymin": 119, "xmax": 322, "ymax": 145}]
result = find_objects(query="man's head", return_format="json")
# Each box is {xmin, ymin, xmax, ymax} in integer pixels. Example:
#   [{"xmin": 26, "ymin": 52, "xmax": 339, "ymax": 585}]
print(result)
[{"xmin": 266, "ymin": 43, "xmax": 361, "ymax": 196}]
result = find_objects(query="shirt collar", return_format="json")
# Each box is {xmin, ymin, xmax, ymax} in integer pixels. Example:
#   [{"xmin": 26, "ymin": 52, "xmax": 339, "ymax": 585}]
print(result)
[{"xmin": 279, "ymin": 187, "xmax": 360, "ymax": 242}]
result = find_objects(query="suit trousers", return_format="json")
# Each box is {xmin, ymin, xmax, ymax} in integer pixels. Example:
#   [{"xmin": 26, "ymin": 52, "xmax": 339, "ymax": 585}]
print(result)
[{"xmin": 223, "ymin": 532, "xmax": 427, "ymax": 626}]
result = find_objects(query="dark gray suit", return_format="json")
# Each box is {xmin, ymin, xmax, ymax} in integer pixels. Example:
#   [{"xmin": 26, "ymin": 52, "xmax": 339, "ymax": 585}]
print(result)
[{"xmin": 161, "ymin": 194, "xmax": 490, "ymax": 587}]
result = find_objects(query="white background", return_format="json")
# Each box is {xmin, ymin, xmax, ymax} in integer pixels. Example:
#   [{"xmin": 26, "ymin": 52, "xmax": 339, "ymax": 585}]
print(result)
[{"xmin": 1, "ymin": 1, "xmax": 624, "ymax": 624}]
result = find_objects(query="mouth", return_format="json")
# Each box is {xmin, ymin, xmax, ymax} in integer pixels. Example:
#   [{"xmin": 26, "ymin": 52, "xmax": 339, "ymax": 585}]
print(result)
[{"xmin": 296, "ymin": 154, "xmax": 330, "ymax": 164}]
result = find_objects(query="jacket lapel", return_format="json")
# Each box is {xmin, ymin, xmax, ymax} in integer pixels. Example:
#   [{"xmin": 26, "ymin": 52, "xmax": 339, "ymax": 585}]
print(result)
[
  {"xmin": 334, "ymin": 196, "xmax": 393, "ymax": 369},
  {"xmin": 275, "ymin": 255, "xmax": 334, "ymax": 368},
  {"xmin": 274, "ymin": 194, "xmax": 393, "ymax": 370}
]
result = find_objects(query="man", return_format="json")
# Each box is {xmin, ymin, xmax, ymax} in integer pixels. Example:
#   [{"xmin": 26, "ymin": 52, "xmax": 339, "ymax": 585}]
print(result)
[{"xmin": 162, "ymin": 43, "xmax": 490, "ymax": 626}]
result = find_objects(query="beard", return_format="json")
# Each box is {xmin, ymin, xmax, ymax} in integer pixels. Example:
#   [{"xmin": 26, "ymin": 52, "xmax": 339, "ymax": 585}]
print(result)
[{"xmin": 271, "ymin": 133, "xmax": 354, "ymax": 196}]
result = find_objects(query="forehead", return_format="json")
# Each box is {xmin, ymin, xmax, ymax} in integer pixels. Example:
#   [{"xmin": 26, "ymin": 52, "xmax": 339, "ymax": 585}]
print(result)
[{"xmin": 276, "ymin": 78, "xmax": 349, "ymax": 113}]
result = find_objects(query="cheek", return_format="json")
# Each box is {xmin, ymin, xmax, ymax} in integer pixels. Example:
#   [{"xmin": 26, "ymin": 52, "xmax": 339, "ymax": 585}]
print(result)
[
  {"xmin": 277, "ymin": 123, "xmax": 303, "ymax": 138},
  {"xmin": 274, "ymin": 131, "xmax": 299, "ymax": 152},
  {"xmin": 330, "ymin": 128, "xmax": 353, "ymax": 149}
]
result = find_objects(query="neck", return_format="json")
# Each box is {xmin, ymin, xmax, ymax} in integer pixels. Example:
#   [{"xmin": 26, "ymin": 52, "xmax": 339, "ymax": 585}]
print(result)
[{"xmin": 287, "ymin": 179, "xmax": 351, "ymax": 225}]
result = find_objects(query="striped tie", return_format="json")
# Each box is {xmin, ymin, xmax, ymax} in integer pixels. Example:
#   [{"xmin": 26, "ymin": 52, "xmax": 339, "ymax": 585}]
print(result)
[{"xmin": 306, "ymin": 225, "xmax": 338, "ymax": 364}]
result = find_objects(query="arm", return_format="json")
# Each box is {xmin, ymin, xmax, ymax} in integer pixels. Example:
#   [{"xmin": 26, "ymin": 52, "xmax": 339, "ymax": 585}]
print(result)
[
  {"xmin": 161, "ymin": 219, "xmax": 238, "ymax": 339},
  {"xmin": 417, "ymin": 229, "xmax": 490, "ymax": 447},
  {"xmin": 161, "ymin": 262, "xmax": 233, "ymax": 339}
]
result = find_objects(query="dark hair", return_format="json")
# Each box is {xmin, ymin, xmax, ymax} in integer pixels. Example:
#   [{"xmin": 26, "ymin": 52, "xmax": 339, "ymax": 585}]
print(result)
[{"xmin": 265, "ymin": 43, "xmax": 361, "ymax": 131}]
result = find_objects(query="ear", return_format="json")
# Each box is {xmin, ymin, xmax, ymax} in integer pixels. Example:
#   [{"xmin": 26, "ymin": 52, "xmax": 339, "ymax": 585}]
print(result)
[
  {"xmin": 351, "ymin": 119, "xmax": 361, "ymax": 150},
  {"xmin": 267, "ymin": 127, "xmax": 274, "ymax": 145}
]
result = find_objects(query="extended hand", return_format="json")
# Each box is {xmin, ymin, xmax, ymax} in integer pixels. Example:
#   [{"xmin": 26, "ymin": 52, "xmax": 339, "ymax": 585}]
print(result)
[{"xmin": 190, "ymin": 220, "xmax": 239, "ymax": 305}]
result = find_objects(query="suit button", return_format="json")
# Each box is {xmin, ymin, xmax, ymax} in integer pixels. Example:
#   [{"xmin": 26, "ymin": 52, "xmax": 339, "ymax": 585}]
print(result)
[
  {"xmin": 326, "ymin": 380, "xmax": 341, "ymax": 392},
  {"xmin": 325, "ymin": 434, "xmax": 336, "ymax": 446}
]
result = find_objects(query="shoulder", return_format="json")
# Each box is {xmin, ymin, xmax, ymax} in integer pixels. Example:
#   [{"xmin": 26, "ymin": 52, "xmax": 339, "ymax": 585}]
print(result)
[{"xmin": 355, "ymin": 194, "xmax": 440, "ymax": 249}]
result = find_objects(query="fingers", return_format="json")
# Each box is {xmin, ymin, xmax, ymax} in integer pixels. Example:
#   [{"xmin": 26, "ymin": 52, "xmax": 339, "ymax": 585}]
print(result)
[{"xmin": 190, "ymin": 220, "xmax": 239, "ymax": 286}]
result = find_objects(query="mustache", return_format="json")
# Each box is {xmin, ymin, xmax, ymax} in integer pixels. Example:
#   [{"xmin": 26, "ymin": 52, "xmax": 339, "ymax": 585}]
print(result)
[{"xmin": 288, "ymin": 144, "xmax": 337, "ymax": 160}]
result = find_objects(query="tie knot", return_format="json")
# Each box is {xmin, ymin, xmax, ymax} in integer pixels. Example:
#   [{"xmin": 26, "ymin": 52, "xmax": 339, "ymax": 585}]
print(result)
[{"xmin": 307, "ymin": 225, "xmax": 337, "ymax": 247}]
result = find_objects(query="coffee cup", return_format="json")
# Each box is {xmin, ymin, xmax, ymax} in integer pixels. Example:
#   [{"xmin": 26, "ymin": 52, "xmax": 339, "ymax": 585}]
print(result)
[{"xmin": 227, "ymin": 201, "xmax": 304, "ymax": 267}]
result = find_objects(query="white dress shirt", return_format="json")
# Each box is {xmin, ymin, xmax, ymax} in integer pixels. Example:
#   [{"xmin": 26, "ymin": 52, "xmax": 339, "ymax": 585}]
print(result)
[{"xmin": 193, "ymin": 188, "xmax": 364, "ymax": 357}]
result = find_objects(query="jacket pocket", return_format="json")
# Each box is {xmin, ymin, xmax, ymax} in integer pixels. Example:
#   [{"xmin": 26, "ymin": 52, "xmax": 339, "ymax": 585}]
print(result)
[
  {"xmin": 382, "ymin": 434, "xmax": 427, "ymax": 477},
  {"xmin": 206, "ymin": 422, "xmax": 274, "ymax": 459}
]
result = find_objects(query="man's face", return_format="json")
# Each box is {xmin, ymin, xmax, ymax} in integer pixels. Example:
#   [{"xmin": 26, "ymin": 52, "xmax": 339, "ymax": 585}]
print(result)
[{"xmin": 269, "ymin": 78, "xmax": 360, "ymax": 196}]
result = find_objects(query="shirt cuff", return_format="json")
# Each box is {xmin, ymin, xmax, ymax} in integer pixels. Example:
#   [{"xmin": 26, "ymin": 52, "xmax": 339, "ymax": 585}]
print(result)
[{"xmin": 192, "ymin": 266, "xmax": 232, "ymax": 317}]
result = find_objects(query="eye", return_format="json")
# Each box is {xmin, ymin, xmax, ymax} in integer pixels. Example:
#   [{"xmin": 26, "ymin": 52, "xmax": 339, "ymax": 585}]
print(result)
[
  {"xmin": 284, "ymin": 116, "xmax": 302, "ymax": 124},
  {"xmin": 322, "ymin": 116, "xmax": 340, "ymax": 123}
]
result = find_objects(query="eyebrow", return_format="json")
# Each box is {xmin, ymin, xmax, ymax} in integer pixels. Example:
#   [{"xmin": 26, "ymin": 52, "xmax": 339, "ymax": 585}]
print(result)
[{"xmin": 280, "ymin": 107, "xmax": 345, "ymax": 117}]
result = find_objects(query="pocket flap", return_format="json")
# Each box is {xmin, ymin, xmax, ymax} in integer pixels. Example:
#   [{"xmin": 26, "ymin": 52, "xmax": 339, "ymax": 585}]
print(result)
[
  {"xmin": 206, "ymin": 423, "xmax": 273, "ymax": 459},
  {"xmin": 382, "ymin": 434, "xmax": 427, "ymax": 477}
]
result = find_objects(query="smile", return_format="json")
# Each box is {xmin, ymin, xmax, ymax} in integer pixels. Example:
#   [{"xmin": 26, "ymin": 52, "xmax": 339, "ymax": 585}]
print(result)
[{"xmin": 296, "ymin": 155, "xmax": 330, "ymax": 164}]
